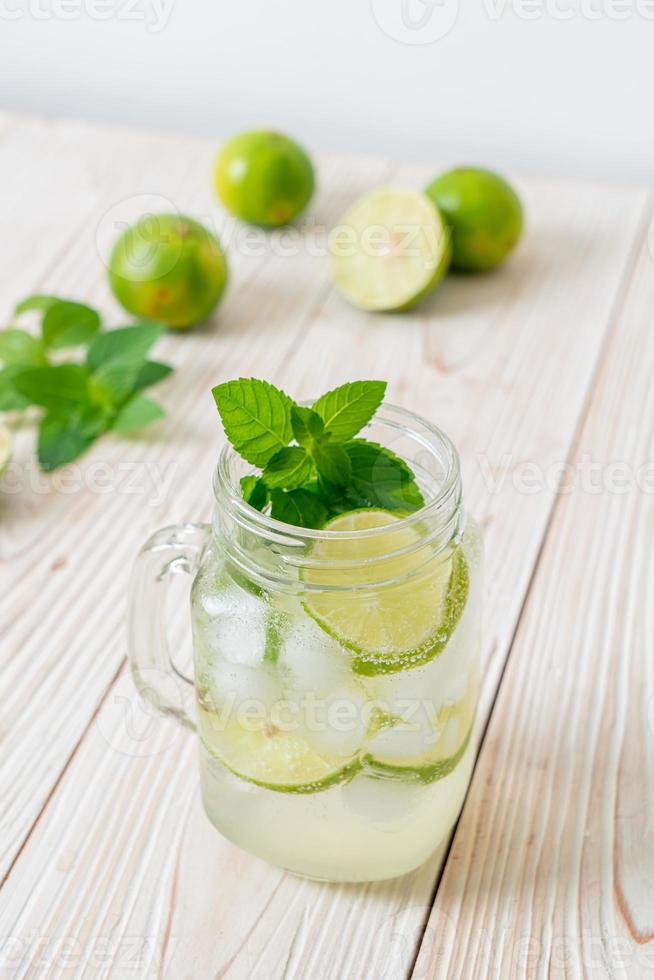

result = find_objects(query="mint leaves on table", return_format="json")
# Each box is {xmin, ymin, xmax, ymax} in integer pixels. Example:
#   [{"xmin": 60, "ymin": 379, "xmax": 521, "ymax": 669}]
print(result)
[
  {"xmin": 0, "ymin": 296, "xmax": 173, "ymax": 471},
  {"xmin": 212, "ymin": 378, "xmax": 424, "ymax": 529}
]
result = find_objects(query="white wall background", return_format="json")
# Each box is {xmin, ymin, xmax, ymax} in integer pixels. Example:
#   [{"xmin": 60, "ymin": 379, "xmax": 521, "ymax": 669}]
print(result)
[{"xmin": 0, "ymin": 0, "xmax": 651, "ymax": 182}]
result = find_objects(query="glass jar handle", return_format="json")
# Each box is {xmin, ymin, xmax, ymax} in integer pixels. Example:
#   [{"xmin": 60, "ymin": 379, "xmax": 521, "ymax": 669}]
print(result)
[{"xmin": 127, "ymin": 522, "xmax": 211, "ymax": 732}]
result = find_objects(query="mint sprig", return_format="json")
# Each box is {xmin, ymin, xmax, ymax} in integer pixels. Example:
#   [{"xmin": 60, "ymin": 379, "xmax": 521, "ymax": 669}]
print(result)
[
  {"xmin": 0, "ymin": 296, "xmax": 173, "ymax": 471},
  {"xmin": 213, "ymin": 378, "xmax": 425, "ymax": 529}
]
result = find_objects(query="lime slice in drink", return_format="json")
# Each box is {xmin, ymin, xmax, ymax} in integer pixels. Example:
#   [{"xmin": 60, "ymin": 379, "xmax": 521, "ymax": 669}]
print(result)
[
  {"xmin": 363, "ymin": 717, "xmax": 474, "ymax": 785},
  {"xmin": 0, "ymin": 422, "xmax": 12, "ymax": 475},
  {"xmin": 328, "ymin": 189, "xmax": 451, "ymax": 311},
  {"xmin": 363, "ymin": 671, "xmax": 478, "ymax": 783},
  {"xmin": 199, "ymin": 707, "xmax": 361, "ymax": 794},
  {"xmin": 302, "ymin": 510, "xmax": 468, "ymax": 675}
]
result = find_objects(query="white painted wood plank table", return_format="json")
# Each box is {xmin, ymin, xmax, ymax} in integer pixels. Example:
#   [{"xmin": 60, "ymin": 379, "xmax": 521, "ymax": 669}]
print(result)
[{"xmin": 0, "ymin": 114, "xmax": 652, "ymax": 979}]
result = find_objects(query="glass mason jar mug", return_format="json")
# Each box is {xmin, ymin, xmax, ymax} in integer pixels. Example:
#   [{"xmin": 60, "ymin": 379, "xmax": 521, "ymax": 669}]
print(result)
[{"xmin": 128, "ymin": 404, "xmax": 482, "ymax": 883}]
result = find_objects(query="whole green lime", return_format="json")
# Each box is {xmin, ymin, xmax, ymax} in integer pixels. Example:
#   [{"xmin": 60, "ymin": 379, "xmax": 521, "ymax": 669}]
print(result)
[
  {"xmin": 108, "ymin": 214, "xmax": 228, "ymax": 329},
  {"xmin": 425, "ymin": 168, "xmax": 523, "ymax": 273},
  {"xmin": 213, "ymin": 130, "xmax": 315, "ymax": 227}
]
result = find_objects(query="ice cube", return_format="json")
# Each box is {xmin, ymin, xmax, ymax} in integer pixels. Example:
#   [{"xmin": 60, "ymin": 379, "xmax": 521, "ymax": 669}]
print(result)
[
  {"xmin": 366, "ymin": 645, "xmax": 474, "ymax": 725},
  {"xmin": 365, "ymin": 718, "xmax": 444, "ymax": 763},
  {"xmin": 209, "ymin": 661, "xmax": 279, "ymax": 712},
  {"xmin": 280, "ymin": 617, "xmax": 351, "ymax": 695},
  {"xmin": 341, "ymin": 772, "xmax": 422, "ymax": 824},
  {"xmin": 199, "ymin": 586, "xmax": 266, "ymax": 666},
  {"xmin": 297, "ymin": 684, "xmax": 369, "ymax": 759}
]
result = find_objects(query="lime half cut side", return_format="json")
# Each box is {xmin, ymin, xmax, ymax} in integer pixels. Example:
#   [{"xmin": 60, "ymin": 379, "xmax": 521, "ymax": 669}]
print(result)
[
  {"xmin": 302, "ymin": 510, "xmax": 469, "ymax": 676},
  {"xmin": 198, "ymin": 705, "xmax": 361, "ymax": 794},
  {"xmin": 329, "ymin": 189, "xmax": 451, "ymax": 311},
  {"xmin": 0, "ymin": 423, "xmax": 12, "ymax": 475}
]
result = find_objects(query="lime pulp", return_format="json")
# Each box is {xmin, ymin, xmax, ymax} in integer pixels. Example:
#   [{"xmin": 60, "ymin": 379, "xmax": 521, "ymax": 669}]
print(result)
[
  {"xmin": 329, "ymin": 188, "xmax": 451, "ymax": 311},
  {"xmin": 301, "ymin": 509, "xmax": 469, "ymax": 676}
]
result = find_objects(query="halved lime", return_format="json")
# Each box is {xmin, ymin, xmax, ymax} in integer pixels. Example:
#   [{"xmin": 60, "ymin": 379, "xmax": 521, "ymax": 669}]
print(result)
[
  {"xmin": 0, "ymin": 422, "xmax": 12, "ymax": 475},
  {"xmin": 302, "ymin": 510, "xmax": 469, "ymax": 675},
  {"xmin": 198, "ymin": 707, "xmax": 360, "ymax": 794},
  {"xmin": 328, "ymin": 188, "xmax": 451, "ymax": 311}
]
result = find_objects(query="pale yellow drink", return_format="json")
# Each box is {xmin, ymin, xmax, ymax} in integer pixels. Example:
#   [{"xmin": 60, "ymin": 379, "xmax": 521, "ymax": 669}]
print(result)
[{"xmin": 192, "ymin": 515, "xmax": 481, "ymax": 882}]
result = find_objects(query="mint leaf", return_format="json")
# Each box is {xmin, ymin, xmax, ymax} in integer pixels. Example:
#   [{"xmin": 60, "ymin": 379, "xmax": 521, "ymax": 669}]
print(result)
[
  {"xmin": 312, "ymin": 381, "xmax": 386, "ymax": 442},
  {"xmin": 263, "ymin": 446, "xmax": 312, "ymax": 489},
  {"xmin": 312, "ymin": 442, "xmax": 352, "ymax": 487},
  {"xmin": 87, "ymin": 324, "xmax": 166, "ymax": 406},
  {"xmin": 0, "ymin": 366, "xmax": 31, "ymax": 410},
  {"xmin": 14, "ymin": 295, "xmax": 58, "ymax": 315},
  {"xmin": 86, "ymin": 323, "xmax": 164, "ymax": 372},
  {"xmin": 240, "ymin": 475, "xmax": 269, "ymax": 511},
  {"xmin": 42, "ymin": 301, "xmax": 100, "ymax": 349},
  {"xmin": 133, "ymin": 360, "xmax": 173, "ymax": 392},
  {"xmin": 13, "ymin": 364, "xmax": 89, "ymax": 411},
  {"xmin": 0, "ymin": 330, "xmax": 46, "ymax": 366},
  {"xmin": 212, "ymin": 378, "xmax": 293, "ymax": 467},
  {"xmin": 291, "ymin": 405, "xmax": 325, "ymax": 447},
  {"xmin": 270, "ymin": 488, "xmax": 328, "ymax": 529},
  {"xmin": 112, "ymin": 394, "xmax": 165, "ymax": 433},
  {"xmin": 343, "ymin": 439, "xmax": 424, "ymax": 512},
  {"xmin": 38, "ymin": 406, "xmax": 106, "ymax": 471},
  {"xmin": 89, "ymin": 362, "xmax": 141, "ymax": 407}
]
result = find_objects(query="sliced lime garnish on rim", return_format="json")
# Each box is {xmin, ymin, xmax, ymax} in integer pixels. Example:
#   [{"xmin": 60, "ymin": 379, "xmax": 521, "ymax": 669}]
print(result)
[
  {"xmin": 328, "ymin": 188, "xmax": 451, "ymax": 311},
  {"xmin": 302, "ymin": 509, "xmax": 469, "ymax": 676}
]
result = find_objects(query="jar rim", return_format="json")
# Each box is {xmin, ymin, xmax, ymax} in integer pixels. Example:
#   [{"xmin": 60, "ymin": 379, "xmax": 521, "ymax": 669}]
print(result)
[{"xmin": 213, "ymin": 402, "xmax": 462, "ymax": 546}]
